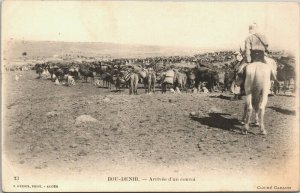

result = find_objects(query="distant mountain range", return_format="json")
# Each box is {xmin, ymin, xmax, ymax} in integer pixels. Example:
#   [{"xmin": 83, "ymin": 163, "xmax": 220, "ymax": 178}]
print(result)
[{"xmin": 3, "ymin": 40, "xmax": 233, "ymax": 60}]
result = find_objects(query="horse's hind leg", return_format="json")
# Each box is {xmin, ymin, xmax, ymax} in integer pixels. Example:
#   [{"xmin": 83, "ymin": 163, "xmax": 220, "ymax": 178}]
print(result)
[
  {"xmin": 243, "ymin": 94, "xmax": 252, "ymax": 134},
  {"xmin": 259, "ymin": 93, "xmax": 268, "ymax": 135},
  {"xmin": 254, "ymin": 112, "xmax": 259, "ymax": 126},
  {"xmin": 241, "ymin": 103, "xmax": 247, "ymax": 124}
]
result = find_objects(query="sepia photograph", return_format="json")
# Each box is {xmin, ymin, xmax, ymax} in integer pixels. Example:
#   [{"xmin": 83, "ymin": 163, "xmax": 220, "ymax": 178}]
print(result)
[{"xmin": 1, "ymin": 1, "xmax": 299, "ymax": 192}]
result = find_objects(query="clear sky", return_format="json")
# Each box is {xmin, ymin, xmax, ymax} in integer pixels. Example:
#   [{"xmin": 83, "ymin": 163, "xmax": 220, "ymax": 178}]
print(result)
[{"xmin": 2, "ymin": 1, "xmax": 299, "ymax": 52}]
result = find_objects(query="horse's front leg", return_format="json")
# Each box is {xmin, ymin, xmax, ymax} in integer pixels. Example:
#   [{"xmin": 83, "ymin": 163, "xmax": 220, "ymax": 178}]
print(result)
[
  {"xmin": 166, "ymin": 83, "xmax": 169, "ymax": 93},
  {"xmin": 129, "ymin": 81, "xmax": 132, "ymax": 95},
  {"xmin": 283, "ymin": 80, "xmax": 287, "ymax": 94},
  {"xmin": 197, "ymin": 82, "xmax": 201, "ymax": 93},
  {"xmin": 135, "ymin": 82, "xmax": 138, "ymax": 95},
  {"xmin": 148, "ymin": 79, "xmax": 151, "ymax": 93},
  {"xmin": 115, "ymin": 80, "xmax": 120, "ymax": 91},
  {"xmin": 131, "ymin": 80, "xmax": 134, "ymax": 95},
  {"xmin": 144, "ymin": 80, "xmax": 149, "ymax": 93},
  {"xmin": 110, "ymin": 81, "xmax": 112, "ymax": 90},
  {"xmin": 161, "ymin": 83, "xmax": 165, "ymax": 94}
]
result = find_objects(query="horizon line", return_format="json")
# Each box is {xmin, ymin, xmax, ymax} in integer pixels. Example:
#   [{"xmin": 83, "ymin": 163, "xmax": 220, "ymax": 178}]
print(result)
[
  {"xmin": 6, "ymin": 38, "xmax": 238, "ymax": 51},
  {"xmin": 5, "ymin": 38, "xmax": 288, "ymax": 53}
]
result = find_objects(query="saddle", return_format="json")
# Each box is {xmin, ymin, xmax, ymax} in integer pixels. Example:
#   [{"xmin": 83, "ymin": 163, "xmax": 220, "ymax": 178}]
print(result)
[{"xmin": 250, "ymin": 50, "xmax": 266, "ymax": 63}]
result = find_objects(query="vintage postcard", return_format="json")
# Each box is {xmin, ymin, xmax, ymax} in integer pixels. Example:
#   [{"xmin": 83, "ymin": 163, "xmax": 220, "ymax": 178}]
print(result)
[{"xmin": 1, "ymin": 1, "xmax": 299, "ymax": 192}]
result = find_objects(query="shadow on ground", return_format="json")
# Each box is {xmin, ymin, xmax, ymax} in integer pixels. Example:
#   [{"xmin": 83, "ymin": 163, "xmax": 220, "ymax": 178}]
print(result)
[
  {"xmin": 268, "ymin": 106, "xmax": 296, "ymax": 116},
  {"xmin": 209, "ymin": 94, "xmax": 233, "ymax": 101},
  {"xmin": 190, "ymin": 113, "xmax": 243, "ymax": 133},
  {"xmin": 110, "ymin": 90, "xmax": 125, "ymax": 93}
]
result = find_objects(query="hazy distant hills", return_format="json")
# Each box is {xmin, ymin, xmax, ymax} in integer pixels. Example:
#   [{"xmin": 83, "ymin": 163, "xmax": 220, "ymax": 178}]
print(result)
[{"xmin": 3, "ymin": 40, "xmax": 224, "ymax": 61}]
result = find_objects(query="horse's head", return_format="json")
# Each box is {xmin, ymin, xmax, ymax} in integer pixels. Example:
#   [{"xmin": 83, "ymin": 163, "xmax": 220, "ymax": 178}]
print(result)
[{"xmin": 265, "ymin": 56, "xmax": 278, "ymax": 78}]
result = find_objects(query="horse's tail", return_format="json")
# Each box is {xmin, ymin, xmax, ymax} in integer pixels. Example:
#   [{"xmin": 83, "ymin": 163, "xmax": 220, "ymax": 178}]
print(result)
[{"xmin": 252, "ymin": 74, "xmax": 262, "ymax": 112}]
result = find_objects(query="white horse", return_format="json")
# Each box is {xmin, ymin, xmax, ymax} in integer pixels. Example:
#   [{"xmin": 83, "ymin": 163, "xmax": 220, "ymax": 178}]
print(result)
[
  {"xmin": 242, "ymin": 61, "xmax": 275, "ymax": 134},
  {"xmin": 241, "ymin": 57, "xmax": 277, "ymax": 135}
]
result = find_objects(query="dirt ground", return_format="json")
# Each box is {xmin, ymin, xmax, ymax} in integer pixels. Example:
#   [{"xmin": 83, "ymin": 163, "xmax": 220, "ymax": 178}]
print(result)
[{"xmin": 2, "ymin": 71, "xmax": 298, "ymax": 186}]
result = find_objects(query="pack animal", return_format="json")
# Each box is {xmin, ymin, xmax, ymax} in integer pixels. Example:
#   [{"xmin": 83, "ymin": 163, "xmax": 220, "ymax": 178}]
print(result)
[{"xmin": 79, "ymin": 68, "xmax": 95, "ymax": 83}]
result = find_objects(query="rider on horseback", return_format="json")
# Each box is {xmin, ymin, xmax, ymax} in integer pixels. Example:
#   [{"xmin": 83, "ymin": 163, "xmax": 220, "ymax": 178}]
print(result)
[
  {"xmin": 245, "ymin": 23, "xmax": 269, "ymax": 63},
  {"xmin": 236, "ymin": 23, "xmax": 270, "ymax": 88}
]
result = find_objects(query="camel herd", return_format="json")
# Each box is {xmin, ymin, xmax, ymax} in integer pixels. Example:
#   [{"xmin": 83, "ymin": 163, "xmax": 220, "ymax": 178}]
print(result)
[
  {"xmin": 33, "ymin": 60, "xmax": 294, "ymax": 97},
  {"xmin": 33, "ymin": 60, "xmax": 226, "ymax": 95},
  {"xmin": 6, "ymin": 49, "xmax": 295, "ymax": 96}
]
